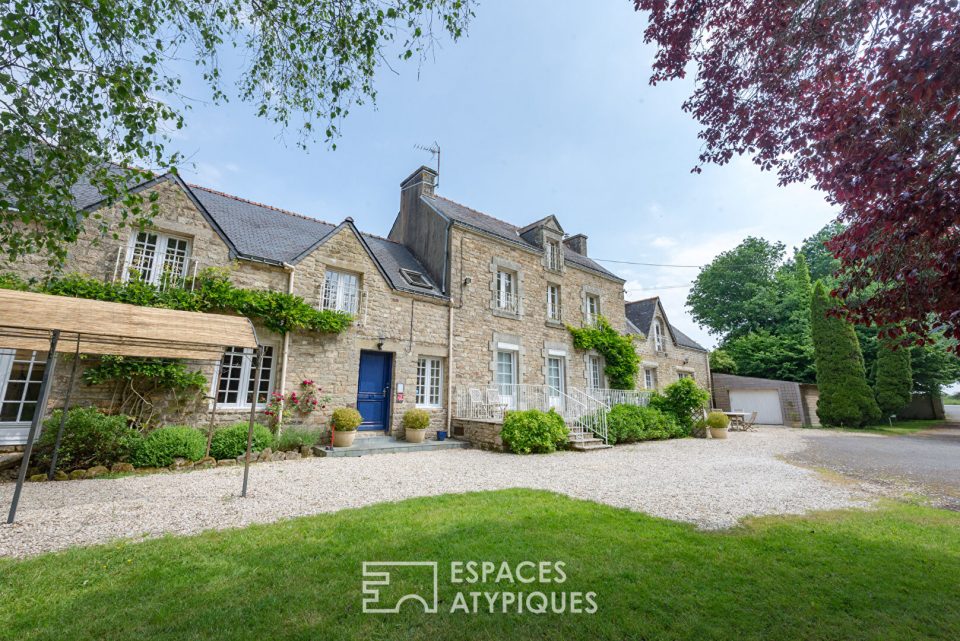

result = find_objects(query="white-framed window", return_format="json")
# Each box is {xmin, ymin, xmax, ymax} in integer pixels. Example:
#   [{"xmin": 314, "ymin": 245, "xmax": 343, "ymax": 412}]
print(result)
[
  {"xmin": 587, "ymin": 355, "xmax": 604, "ymax": 390},
  {"xmin": 644, "ymin": 367, "xmax": 658, "ymax": 390},
  {"xmin": 546, "ymin": 284, "xmax": 561, "ymax": 321},
  {"xmin": 545, "ymin": 240, "xmax": 564, "ymax": 272},
  {"xmin": 654, "ymin": 320, "xmax": 666, "ymax": 352},
  {"xmin": 124, "ymin": 231, "xmax": 191, "ymax": 287},
  {"xmin": 215, "ymin": 346, "xmax": 275, "ymax": 408},
  {"xmin": 416, "ymin": 357, "xmax": 443, "ymax": 407},
  {"xmin": 585, "ymin": 294, "xmax": 600, "ymax": 325},
  {"xmin": 321, "ymin": 269, "xmax": 360, "ymax": 314},
  {"xmin": 678, "ymin": 371, "xmax": 693, "ymax": 380},
  {"xmin": 0, "ymin": 349, "xmax": 46, "ymax": 424},
  {"xmin": 496, "ymin": 269, "xmax": 519, "ymax": 313}
]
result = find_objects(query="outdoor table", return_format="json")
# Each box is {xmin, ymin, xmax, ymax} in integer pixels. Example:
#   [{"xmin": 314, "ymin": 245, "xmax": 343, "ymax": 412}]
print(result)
[{"xmin": 724, "ymin": 411, "xmax": 751, "ymax": 430}]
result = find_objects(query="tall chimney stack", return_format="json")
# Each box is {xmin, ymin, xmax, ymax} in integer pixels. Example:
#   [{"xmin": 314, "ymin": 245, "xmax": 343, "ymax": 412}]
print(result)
[{"xmin": 564, "ymin": 234, "xmax": 588, "ymax": 256}]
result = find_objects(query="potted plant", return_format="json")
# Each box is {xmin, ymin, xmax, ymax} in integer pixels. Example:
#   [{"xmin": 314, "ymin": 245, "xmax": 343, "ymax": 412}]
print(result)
[
  {"xmin": 330, "ymin": 408, "xmax": 362, "ymax": 447},
  {"xmin": 706, "ymin": 411, "xmax": 731, "ymax": 439},
  {"xmin": 402, "ymin": 408, "xmax": 430, "ymax": 443}
]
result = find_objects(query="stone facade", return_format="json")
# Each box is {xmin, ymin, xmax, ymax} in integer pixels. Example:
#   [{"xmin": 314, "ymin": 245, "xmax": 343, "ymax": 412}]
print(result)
[
  {"xmin": 451, "ymin": 418, "xmax": 506, "ymax": 451},
  {"xmin": 0, "ymin": 167, "xmax": 711, "ymax": 446},
  {"xmin": 632, "ymin": 305, "xmax": 711, "ymax": 393}
]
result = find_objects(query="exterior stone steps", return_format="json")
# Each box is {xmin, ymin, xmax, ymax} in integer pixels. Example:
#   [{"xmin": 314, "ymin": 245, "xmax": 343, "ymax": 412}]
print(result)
[
  {"xmin": 312, "ymin": 436, "xmax": 470, "ymax": 458},
  {"xmin": 570, "ymin": 440, "xmax": 612, "ymax": 451}
]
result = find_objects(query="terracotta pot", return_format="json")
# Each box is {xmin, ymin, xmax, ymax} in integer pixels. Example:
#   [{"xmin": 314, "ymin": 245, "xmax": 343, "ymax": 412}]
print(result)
[
  {"xmin": 405, "ymin": 428, "xmax": 426, "ymax": 443},
  {"xmin": 709, "ymin": 426, "xmax": 729, "ymax": 440},
  {"xmin": 332, "ymin": 430, "xmax": 357, "ymax": 447}
]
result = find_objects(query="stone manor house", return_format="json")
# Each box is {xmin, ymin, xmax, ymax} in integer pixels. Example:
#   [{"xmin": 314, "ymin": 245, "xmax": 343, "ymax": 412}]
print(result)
[{"xmin": 0, "ymin": 166, "xmax": 709, "ymax": 446}]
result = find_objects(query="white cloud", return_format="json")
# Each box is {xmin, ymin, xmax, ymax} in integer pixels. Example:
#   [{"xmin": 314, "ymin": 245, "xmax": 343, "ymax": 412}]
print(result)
[{"xmin": 651, "ymin": 236, "xmax": 676, "ymax": 248}]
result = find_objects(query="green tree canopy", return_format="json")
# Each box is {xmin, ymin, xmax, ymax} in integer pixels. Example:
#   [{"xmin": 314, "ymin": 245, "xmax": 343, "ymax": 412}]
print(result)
[
  {"xmin": 708, "ymin": 349, "xmax": 737, "ymax": 374},
  {"xmin": 687, "ymin": 237, "xmax": 785, "ymax": 340},
  {"xmin": 0, "ymin": 0, "xmax": 473, "ymax": 265},
  {"xmin": 810, "ymin": 281, "xmax": 880, "ymax": 427}
]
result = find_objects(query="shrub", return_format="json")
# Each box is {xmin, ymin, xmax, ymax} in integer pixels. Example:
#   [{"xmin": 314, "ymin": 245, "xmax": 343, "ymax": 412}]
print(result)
[
  {"xmin": 131, "ymin": 426, "xmax": 206, "ymax": 468},
  {"xmin": 500, "ymin": 409, "xmax": 568, "ymax": 454},
  {"xmin": 402, "ymin": 409, "xmax": 430, "ymax": 430},
  {"xmin": 607, "ymin": 405, "xmax": 683, "ymax": 444},
  {"xmin": 209, "ymin": 422, "xmax": 274, "ymax": 460},
  {"xmin": 649, "ymin": 378, "xmax": 710, "ymax": 432},
  {"xmin": 811, "ymin": 281, "xmax": 881, "ymax": 426},
  {"xmin": 275, "ymin": 427, "xmax": 322, "ymax": 452},
  {"xmin": 567, "ymin": 317, "xmax": 639, "ymax": 389},
  {"xmin": 705, "ymin": 411, "xmax": 730, "ymax": 430},
  {"xmin": 874, "ymin": 337, "xmax": 913, "ymax": 416},
  {"xmin": 34, "ymin": 407, "xmax": 141, "ymax": 471},
  {"xmin": 331, "ymin": 408, "xmax": 362, "ymax": 431}
]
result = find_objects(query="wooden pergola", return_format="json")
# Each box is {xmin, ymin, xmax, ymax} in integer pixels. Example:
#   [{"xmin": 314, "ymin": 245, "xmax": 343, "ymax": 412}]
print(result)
[{"xmin": 0, "ymin": 289, "xmax": 264, "ymax": 523}]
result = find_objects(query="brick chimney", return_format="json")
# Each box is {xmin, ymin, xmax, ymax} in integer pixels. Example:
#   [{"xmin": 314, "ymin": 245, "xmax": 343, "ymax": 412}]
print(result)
[{"xmin": 564, "ymin": 234, "xmax": 588, "ymax": 256}]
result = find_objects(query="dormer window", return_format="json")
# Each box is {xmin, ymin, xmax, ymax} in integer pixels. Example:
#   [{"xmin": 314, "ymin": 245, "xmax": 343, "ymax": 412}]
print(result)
[
  {"xmin": 545, "ymin": 240, "xmax": 564, "ymax": 272},
  {"xmin": 654, "ymin": 320, "xmax": 666, "ymax": 352}
]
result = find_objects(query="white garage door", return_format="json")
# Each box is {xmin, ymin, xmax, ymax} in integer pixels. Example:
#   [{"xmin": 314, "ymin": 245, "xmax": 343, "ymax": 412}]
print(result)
[{"xmin": 729, "ymin": 389, "xmax": 784, "ymax": 425}]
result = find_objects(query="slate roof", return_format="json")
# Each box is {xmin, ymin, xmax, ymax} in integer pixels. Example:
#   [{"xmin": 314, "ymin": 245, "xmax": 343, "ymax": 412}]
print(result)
[
  {"xmin": 187, "ymin": 185, "xmax": 444, "ymax": 298},
  {"xmin": 190, "ymin": 186, "xmax": 336, "ymax": 264},
  {"xmin": 625, "ymin": 297, "xmax": 708, "ymax": 352},
  {"xmin": 422, "ymin": 195, "xmax": 623, "ymax": 281}
]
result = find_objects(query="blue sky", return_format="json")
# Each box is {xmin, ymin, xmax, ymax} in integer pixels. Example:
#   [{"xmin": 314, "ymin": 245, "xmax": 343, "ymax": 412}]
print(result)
[{"xmin": 167, "ymin": 0, "xmax": 837, "ymax": 349}]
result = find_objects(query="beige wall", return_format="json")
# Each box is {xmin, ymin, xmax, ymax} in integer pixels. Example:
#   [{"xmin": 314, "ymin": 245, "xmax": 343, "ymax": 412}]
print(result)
[
  {"xmin": 633, "ymin": 307, "xmax": 711, "ymax": 393},
  {"xmin": 448, "ymin": 226, "xmax": 626, "ymax": 392}
]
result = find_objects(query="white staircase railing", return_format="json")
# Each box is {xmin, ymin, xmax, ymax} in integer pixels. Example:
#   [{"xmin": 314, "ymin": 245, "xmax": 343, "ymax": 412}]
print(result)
[{"xmin": 454, "ymin": 384, "xmax": 609, "ymax": 445}]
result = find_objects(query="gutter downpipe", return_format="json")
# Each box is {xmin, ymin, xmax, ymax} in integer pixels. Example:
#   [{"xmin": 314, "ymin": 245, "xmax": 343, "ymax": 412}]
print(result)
[
  {"xmin": 277, "ymin": 262, "xmax": 295, "ymax": 435},
  {"xmin": 445, "ymin": 219, "xmax": 456, "ymax": 433}
]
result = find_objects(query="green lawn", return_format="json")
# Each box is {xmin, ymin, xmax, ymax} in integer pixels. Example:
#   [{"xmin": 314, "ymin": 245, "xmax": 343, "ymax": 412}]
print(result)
[
  {"xmin": 2, "ymin": 490, "xmax": 959, "ymax": 640},
  {"xmin": 943, "ymin": 397, "xmax": 960, "ymax": 406}
]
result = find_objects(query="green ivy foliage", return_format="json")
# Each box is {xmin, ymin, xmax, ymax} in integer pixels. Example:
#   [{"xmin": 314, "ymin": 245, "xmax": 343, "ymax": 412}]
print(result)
[
  {"xmin": 567, "ymin": 316, "xmax": 639, "ymax": 389},
  {"xmin": 0, "ymin": 269, "xmax": 353, "ymax": 335},
  {"xmin": 82, "ymin": 356, "xmax": 207, "ymax": 390}
]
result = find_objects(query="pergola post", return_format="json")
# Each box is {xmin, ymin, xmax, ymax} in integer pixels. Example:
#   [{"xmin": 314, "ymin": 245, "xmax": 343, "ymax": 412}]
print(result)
[
  {"xmin": 241, "ymin": 345, "xmax": 264, "ymax": 498},
  {"xmin": 47, "ymin": 335, "xmax": 81, "ymax": 479},
  {"xmin": 7, "ymin": 330, "xmax": 60, "ymax": 524},
  {"xmin": 205, "ymin": 358, "xmax": 223, "ymax": 458}
]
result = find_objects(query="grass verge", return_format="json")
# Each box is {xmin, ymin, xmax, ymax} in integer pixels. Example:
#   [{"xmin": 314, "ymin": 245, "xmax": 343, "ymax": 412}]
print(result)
[{"xmin": 1, "ymin": 490, "xmax": 958, "ymax": 640}]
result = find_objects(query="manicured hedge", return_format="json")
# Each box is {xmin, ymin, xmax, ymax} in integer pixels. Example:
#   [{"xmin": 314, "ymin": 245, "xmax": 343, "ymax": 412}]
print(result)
[
  {"xmin": 209, "ymin": 422, "xmax": 274, "ymax": 460},
  {"xmin": 607, "ymin": 405, "xmax": 683, "ymax": 444},
  {"xmin": 131, "ymin": 426, "xmax": 206, "ymax": 468}
]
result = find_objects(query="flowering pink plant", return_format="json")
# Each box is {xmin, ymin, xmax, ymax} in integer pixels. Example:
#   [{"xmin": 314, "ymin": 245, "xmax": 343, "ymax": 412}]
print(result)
[{"xmin": 290, "ymin": 379, "xmax": 331, "ymax": 414}]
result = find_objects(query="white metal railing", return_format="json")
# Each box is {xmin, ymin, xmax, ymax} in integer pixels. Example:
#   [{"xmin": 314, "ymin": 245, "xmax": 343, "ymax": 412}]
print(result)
[
  {"xmin": 454, "ymin": 384, "xmax": 609, "ymax": 444},
  {"xmin": 495, "ymin": 291, "xmax": 520, "ymax": 314},
  {"xmin": 588, "ymin": 388, "xmax": 653, "ymax": 408}
]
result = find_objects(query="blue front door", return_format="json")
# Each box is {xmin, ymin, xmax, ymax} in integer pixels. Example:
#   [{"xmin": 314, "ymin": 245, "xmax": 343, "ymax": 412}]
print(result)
[{"xmin": 356, "ymin": 351, "xmax": 393, "ymax": 431}]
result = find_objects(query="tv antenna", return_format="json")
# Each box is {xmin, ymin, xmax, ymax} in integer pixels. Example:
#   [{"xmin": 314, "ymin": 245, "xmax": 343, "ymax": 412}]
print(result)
[{"xmin": 414, "ymin": 141, "xmax": 441, "ymax": 189}]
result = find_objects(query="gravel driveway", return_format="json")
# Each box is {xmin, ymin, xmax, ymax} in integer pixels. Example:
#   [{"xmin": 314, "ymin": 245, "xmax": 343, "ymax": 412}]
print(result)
[{"xmin": 0, "ymin": 428, "xmax": 871, "ymax": 557}]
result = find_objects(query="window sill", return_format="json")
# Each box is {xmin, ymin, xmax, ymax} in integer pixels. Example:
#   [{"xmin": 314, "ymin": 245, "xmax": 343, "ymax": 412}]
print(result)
[
  {"xmin": 545, "ymin": 319, "xmax": 565, "ymax": 329},
  {"xmin": 491, "ymin": 308, "xmax": 521, "ymax": 320},
  {"xmin": 415, "ymin": 405, "xmax": 444, "ymax": 410}
]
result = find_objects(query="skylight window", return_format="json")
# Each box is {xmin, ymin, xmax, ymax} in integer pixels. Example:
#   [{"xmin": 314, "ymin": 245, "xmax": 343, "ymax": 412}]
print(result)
[{"xmin": 400, "ymin": 268, "xmax": 432, "ymax": 289}]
